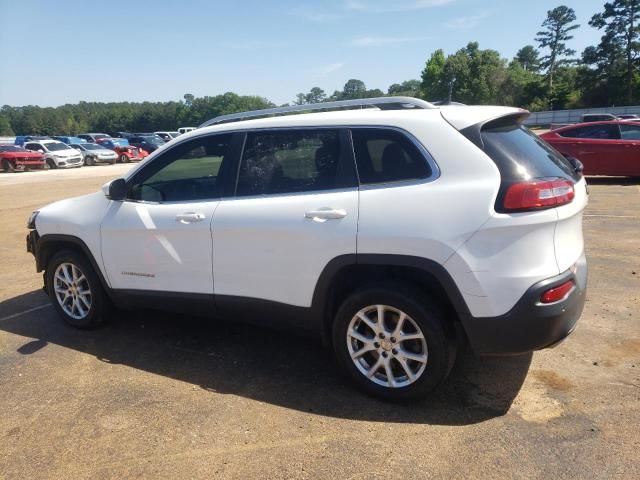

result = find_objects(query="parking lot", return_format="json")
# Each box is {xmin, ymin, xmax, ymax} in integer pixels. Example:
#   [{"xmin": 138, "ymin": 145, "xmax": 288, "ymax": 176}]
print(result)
[{"xmin": 0, "ymin": 166, "xmax": 638, "ymax": 479}]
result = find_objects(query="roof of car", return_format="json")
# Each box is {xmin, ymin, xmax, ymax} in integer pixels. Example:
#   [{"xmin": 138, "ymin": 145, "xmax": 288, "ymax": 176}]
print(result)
[{"xmin": 548, "ymin": 120, "xmax": 628, "ymax": 132}]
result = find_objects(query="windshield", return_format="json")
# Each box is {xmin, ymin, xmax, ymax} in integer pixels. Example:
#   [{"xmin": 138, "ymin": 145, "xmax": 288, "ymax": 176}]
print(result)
[
  {"xmin": 169, "ymin": 132, "xmax": 180, "ymax": 138},
  {"xmin": 143, "ymin": 136, "xmax": 164, "ymax": 146},
  {"xmin": 45, "ymin": 142, "xmax": 72, "ymax": 152},
  {"xmin": 93, "ymin": 134, "xmax": 110, "ymax": 140},
  {"xmin": 0, "ymin": 145, "xmax": 24, "ymax": 152}
]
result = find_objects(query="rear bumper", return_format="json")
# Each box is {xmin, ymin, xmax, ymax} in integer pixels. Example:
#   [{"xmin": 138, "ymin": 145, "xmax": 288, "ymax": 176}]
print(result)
[{"xmin": 462, "ymin": 253, "xmax": 587, "ymax": 355}]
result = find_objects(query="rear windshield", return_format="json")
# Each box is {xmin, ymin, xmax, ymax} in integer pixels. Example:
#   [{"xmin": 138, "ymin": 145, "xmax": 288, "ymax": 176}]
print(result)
[{"xmin": 480, "ymin": 121, "xmax": 579, "ymax": 182}]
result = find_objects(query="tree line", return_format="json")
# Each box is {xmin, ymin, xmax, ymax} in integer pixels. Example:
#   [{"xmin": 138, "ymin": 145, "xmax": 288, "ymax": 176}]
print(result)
[{"xmin": 1, "ymin": 1, "xmax": 638, "ymax": 136}]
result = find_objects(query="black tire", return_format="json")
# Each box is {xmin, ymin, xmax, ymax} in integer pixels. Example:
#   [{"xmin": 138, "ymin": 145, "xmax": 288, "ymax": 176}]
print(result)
[
  {"xmin": 45, "ymin": 250, "xmax": 110, "ymax": 329},
  {"xmin": 119, "ymin": 154, "xmax": 130, "ymax": 163},
  {"xmin": 2, "ymin": 158, "xmax": 14, "ymax": 173},
  {"xmin": 46, "ymin": 158, "xmax": 57, "ymax": 169},
  {"xmin": 109, "ymin": 159, "xmax": 116, "ymax": 165},
  {"xmin": 85, "ymin": 155, "xmax": 95, "ymax": 166},
  {"xmin": 332, "ymin": 284, "xmax": 456, "ymax": 400}
]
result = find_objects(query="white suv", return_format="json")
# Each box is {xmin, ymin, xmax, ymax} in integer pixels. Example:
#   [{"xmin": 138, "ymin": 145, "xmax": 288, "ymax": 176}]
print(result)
[
  {"xmin": 26, "ymin": 97, "xmax": 588, "ymax": 399},
  {"xmin": 23, "ymin": 140, "xmax": 84, "ymax": 169}
]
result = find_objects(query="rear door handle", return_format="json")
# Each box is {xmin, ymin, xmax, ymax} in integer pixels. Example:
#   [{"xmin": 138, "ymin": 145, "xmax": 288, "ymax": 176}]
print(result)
[
  {"xmin": 176, "ymin": 212, "xmax": 206, "ymax": 224},
  {"xmin": 305, "ymin": 208, "xmax": 347, "ymax": 220}
]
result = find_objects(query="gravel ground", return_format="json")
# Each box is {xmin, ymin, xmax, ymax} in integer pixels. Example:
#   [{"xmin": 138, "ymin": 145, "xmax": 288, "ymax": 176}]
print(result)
[{"xmin": 0, "ymin": 166, "xmax": 638, "ymax": 479}]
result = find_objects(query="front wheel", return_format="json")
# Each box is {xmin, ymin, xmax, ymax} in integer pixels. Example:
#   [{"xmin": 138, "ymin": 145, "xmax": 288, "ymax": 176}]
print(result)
[
  {"xmin": 119, "ymin": 154, "xmax": 130, "ymax": 163},
  {"xmin": 85, "ymin": 155, "xmax": 95, "ymax": 166},
  {"xmin": 46, "ymin": 250, "xmax": 110, "ymax": 328},
  {"xmin": 2, "ymin": 158, "xmax": 14, "ymax": 173},
  {"xmin": 46, "ymin": 158, "xmax": 57, "ymax": 169},
  {"xmin": 332, "ymin": 285, "xmax": 455, "ymax": 400}
]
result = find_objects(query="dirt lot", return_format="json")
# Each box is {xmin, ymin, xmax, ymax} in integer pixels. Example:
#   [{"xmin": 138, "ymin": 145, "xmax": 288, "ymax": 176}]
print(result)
[{"xmin": 0, "ymin": 166, "xmax": 638, "ymax": 479}]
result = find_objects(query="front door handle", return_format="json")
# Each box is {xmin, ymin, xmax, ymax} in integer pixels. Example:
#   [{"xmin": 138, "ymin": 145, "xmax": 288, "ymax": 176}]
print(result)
[
  {"xmin": 176, "ymin": 212, "xmax": 206, "ymax": 224},
  {"xmin": 305, "ymin": 208, "xmax": 347, "ymax": 220}
]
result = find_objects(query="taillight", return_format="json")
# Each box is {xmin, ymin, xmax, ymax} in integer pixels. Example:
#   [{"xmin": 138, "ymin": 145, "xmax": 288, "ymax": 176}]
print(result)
[
  {"xmin": 540, "ymin": 280, "xmax": 574, "ymax": 304},
  {"xmin": 503, "ymin": 178, "xmax": 574, "ymax": 212}
]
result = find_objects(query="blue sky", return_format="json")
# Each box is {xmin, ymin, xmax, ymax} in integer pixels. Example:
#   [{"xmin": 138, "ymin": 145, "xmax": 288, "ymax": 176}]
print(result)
[{"xmin": 0, "ymin": 0, "xmax": 607, "ymax": 107}]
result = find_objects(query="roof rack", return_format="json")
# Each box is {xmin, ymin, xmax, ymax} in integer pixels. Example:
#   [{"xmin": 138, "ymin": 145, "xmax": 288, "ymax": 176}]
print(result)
[{"xmin": 198, "ymin": 96, "xmax": 435, "ymax": 128}]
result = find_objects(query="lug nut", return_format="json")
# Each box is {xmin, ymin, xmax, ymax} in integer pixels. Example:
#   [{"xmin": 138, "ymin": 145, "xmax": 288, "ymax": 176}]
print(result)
[
  {"xmin": 392, "ymin": 348, "xmax": 398, "ymax": 355},
  {"xmin": 390, "ymin": 337, "xmax": 397, "ymax": 343},
  {"xmin": 381, "ymin": 352, "xmax": 388, "ymax": 358},
  {"xmin": 379, "ymin": 333, "xmax": 385, "ymax": 339},
  {"xmin": 374, "ymin": 342, "xmax": 380, "ymax": 348}
]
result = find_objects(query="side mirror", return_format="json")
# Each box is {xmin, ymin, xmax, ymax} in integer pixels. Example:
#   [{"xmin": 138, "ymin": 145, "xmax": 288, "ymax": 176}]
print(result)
[
  {"xmin": 106, "ymin": 178, "xmax": 127, "ymax": 200},
  {"xmin": 564, "ymin": 155, "xmax": 584, "ymax": 174}
]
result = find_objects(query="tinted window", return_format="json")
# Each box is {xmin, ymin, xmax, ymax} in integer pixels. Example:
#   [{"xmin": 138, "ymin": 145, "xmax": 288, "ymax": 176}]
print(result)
[
  {"xmin": 351, "ymin": 129, "xmax": 431, "ymax": 184},
  {"xmin": 236, "ymin": 129, "xmax": 353, "ymax": 196},
  {"xmin": 481, "ymin": 123, "xmax": 578, "ymax": 182},
  {"xmin": 129, "ymin": 134, "xmax": 232, "ymax": 202},
  {"xmin": 24, "ymin": 143, "xmax": 41, "ymax": 151},
  {"xmin": 560, "ymin": 124, "xmax": 620, "ymax": 139},
  {"xmin": 620, "ymin": 124, "xmax": 640, "ymax": 140}
]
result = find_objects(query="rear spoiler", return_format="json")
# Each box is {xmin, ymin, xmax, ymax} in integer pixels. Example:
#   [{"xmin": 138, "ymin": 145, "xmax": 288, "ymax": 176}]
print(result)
[{"xmin": 457, "ymin": 112, "xmax": 530, "ymax": 150}]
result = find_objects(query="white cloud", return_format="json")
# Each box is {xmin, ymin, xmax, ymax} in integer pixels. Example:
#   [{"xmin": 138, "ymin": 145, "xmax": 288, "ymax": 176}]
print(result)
[
  {"xmin": 345, "ymin": 0, "xmax": 454, "ymax": 12},
  {"xmin": 445, "ymin": 12, "xmax": 488, "ymax": 29},
  {"xmin": 320, "ymin": 63, "xmax": 345, "ymax": 75},
  {"xmin": 350, "ymin": 36, "xmax": 423, "ymax": 47},
  {"xmin": 291, "ymin": 7, "xmax": 341, "ymax": 23}
]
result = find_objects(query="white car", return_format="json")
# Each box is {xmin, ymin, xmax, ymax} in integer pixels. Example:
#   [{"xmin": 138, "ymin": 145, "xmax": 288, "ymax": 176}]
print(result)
[
  {"xmin": 154, "ymin": 131, "xmax": 181, "ymax": 142},
  {"xmin": 177, "ymin": 127, "xmax": 195, "ymax": 134},
  {"xmin": 24, "ymin": 140, "xmax": 83, "ymax": 169},
  {"xmin": 26, "ymin": 97, "xmax": 588, "ymax": 399},
  {"xmin": 69, "ymin": 143, "xmax": 117, "ymax": 166}
]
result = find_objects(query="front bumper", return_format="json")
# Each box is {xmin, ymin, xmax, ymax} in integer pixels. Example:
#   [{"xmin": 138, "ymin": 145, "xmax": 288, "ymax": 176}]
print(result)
[
  {"xmin": 26, "ymin": 230, "xmax": 40, "ymax": 269},
  {"xmin": 462, "ymin": 253, "xmax": 588, "ymax": 355}
]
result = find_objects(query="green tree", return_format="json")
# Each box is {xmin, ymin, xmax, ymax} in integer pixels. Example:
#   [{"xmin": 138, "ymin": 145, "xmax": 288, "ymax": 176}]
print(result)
[
  {"xmin": 589, "ymin": 0, "xmax": 640, "ymax": 103},
  {"xmin": 515, "ymin": 45, "xmax": 541, "ymax": 72},
  {"xmin": 536, "ymin": 6, "xmax": 580, "ymax": 93},
  {"xmin": 387, "ymin": 79, "xmax": 421, "ymax": 96},
  {"xmin": 183, "ymin": 93, "xmax": 195, "ymax": 107},
  {"xmin": 0, "ymin": 114, "xmax": 14, "ymax": 136},
  {"xmin": 420, "ymin": 49, "xmax": 448, "ymax": 100},
  {"xmin": 442, "ymin": 42, "xmax": 507, "ymax": 104},
  {"xmin": 341, "ymin": 79, "xmax": 367, "ymax": 99},
  {"xmin": 306, "ymin": 87, "xmax": 326, "ymax": 103}
]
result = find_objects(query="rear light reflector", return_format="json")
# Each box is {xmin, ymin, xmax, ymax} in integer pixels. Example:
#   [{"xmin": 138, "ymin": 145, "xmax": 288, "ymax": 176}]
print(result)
[
  {"xmin": 540, "ymin": 280, "xmax": 575, "ymax": 304},
  {"xmin": 503, "ymin": 178, "xmax": 575, "ymax": 212}
]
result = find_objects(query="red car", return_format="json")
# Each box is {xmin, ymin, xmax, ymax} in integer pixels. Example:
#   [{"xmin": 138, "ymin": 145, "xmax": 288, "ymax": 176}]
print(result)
[
  {"xmin": 96, "ymin": 138, "xmax": 149, "ymax": 163},
  {"xmin": 540, "ymin": 121, "xmax": 640, "ymax": 176},
  {"xmin": 0, "ymin": 144, "xmax": 46, "ymax": 172}
]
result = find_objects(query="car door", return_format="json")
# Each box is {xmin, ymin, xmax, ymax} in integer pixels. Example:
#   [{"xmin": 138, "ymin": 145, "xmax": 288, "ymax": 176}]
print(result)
[
  {"xmin": 211, "ymin": 128, "xmax": 358, "ymax": 311},
  {"xmin": 100, "ymin": 132, "xmax": 238, "ymax": 295},
  {"xmin": 559, "ymin": 124, "xmax": 621, "ymax": 175},
  {"xmin": 618, "ymin": 124, "xmax": 640, "ymax": 176}
]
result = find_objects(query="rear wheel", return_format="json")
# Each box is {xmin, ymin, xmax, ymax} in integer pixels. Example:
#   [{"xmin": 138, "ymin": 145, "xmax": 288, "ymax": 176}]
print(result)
[
  {"xmin": 2, "ymin": 159, "xmax": 14, "ymax": 173},
  {"xmin": 46, "ymin": 250, "xmax": 110, "ymax": 328},
  {"xmin": 333, "ymin": 285, "xmax": 455, "ymax": 400},
  {"xmin": 119, "ymin": 154, "xmax": 130, "ymax": 163}
]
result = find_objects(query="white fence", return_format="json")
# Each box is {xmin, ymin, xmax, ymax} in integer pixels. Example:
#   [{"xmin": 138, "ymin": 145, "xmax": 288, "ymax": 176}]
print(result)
[{"xmin": 524, "ymin": 106, "xmax": 640, "ymax": 126}]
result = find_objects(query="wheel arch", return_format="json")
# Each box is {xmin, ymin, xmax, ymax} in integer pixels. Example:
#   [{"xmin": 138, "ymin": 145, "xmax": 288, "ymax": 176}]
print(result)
[
  {"xmin": 36, "ymin": 234, "xmax": 112, "ymax": 296},
  {"xmin": 312, "ymin": 254, "xmax": 472, "ymax": 347}
]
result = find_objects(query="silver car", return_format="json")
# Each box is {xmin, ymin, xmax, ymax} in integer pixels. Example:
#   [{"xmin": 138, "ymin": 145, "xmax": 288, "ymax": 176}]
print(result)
[{"xmin": 70, "ymin": 143, "xmax": 117, "ymax": 166}]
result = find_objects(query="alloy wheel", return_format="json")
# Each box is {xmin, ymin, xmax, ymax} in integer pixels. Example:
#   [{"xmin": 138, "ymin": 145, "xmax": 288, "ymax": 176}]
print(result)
[
  {"xmin": 346, "ymin": 304, "xmax": 428, "ymax": 388},
  {"xmin": 53, "ymin": 262, "xmax": 92, "ymax": 320}
]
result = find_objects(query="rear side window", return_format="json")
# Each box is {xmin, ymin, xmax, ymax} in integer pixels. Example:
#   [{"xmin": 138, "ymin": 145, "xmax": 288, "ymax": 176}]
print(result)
[
  {"xmin": 620, "ymin": 124, "xmax": 640, "ymax": 140},
  {"xmin": 236, "ymin": 129, "xmax": 354, "ymax": 196},
  {"xmin": 559, "ymin": 124, "xmax": 620, "ymax": 139},
  {"xmin": 481, "ymin": 122, "xmax": 578, "ymax": 182},
  {"xmin": 351, "ymin": 129, "xmax": 431, "ymax": 184}
]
